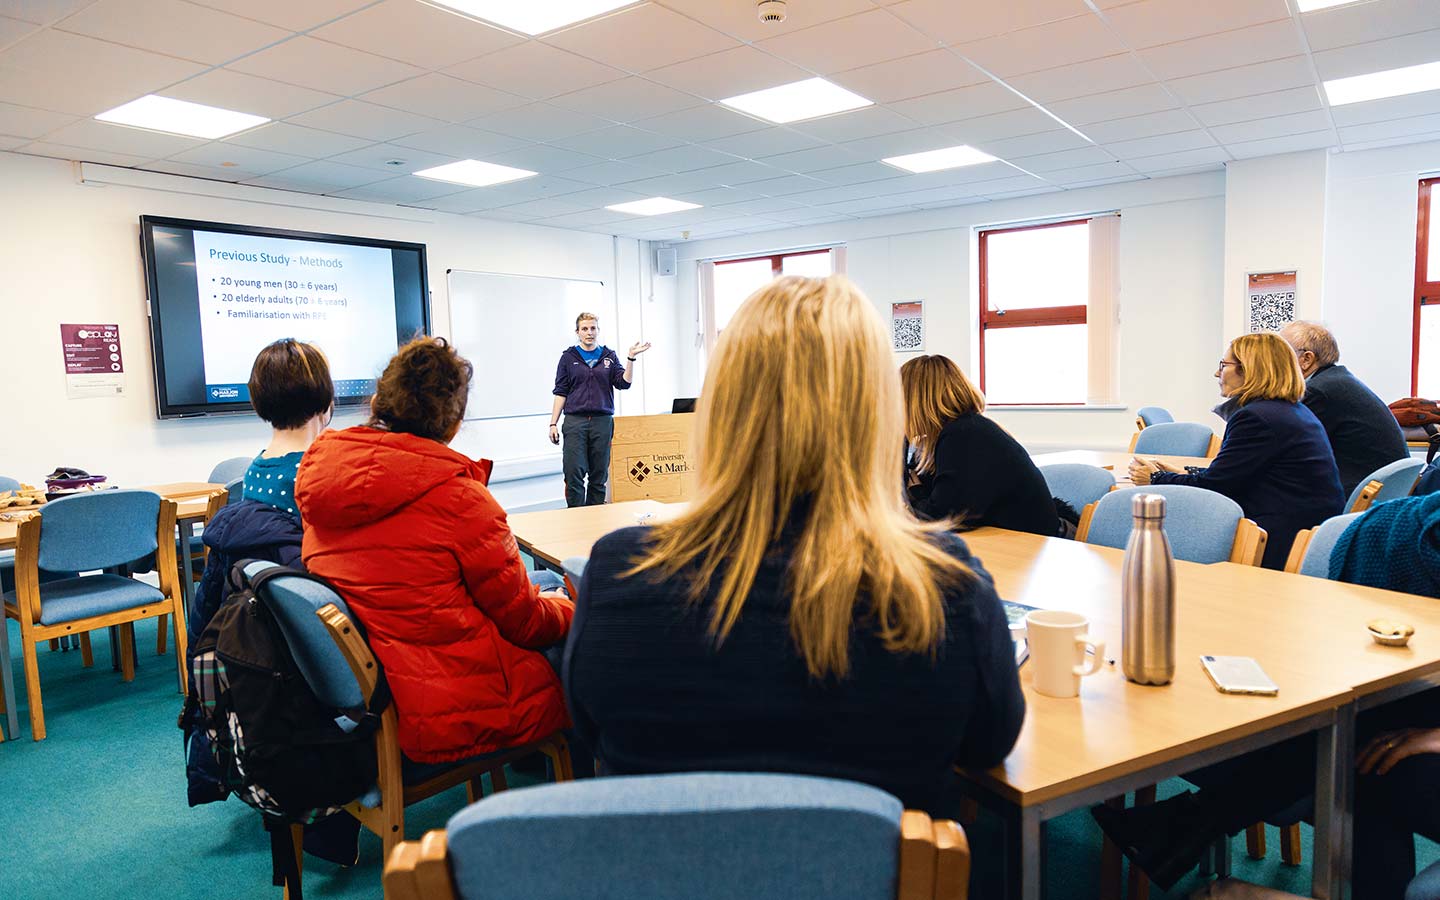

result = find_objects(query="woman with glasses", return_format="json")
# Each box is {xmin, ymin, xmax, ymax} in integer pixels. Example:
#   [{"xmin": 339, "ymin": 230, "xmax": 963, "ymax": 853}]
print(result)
[{"xmin": 1128, "ymin": 331, "xmax": 1343, "ymax": 569}]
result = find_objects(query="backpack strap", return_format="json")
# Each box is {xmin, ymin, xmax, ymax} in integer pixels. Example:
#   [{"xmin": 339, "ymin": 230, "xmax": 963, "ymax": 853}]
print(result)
[{"xmin": 266, "ymin": 819, "xmax": 303, "ymax": 899}]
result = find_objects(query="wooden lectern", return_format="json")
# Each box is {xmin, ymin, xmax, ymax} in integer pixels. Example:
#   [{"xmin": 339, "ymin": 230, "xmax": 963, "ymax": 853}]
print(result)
[{"xmin": 608, "ymin": 413, "xmax": 697, "ymax": 502}]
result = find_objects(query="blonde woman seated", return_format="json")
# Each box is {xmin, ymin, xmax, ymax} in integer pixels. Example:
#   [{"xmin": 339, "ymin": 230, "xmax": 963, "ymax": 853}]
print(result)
[
  {"xmin": 564, "ymin": 275, "xmax": 1026, "ymax": 814},
  {"xmin": 1129, "ymin": 331, "xmax": 1343, "ymax": 569},
  {"xmin": 902, "ymin": 354, "xmax": 1060, "ymax": 536}
]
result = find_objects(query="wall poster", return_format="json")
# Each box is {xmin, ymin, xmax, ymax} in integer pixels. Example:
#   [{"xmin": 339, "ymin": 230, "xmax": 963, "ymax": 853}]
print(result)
[
  {"xmin": 1246, "ymin": 271, "xmax": 1297, "ymax": 333},
  {"xmin": 60, "ymin": 323, "xmax": 126, "ymax": 399},
  {"xmin": 891, "ymin": 300, "xmax": 924, "ymax": 351}
]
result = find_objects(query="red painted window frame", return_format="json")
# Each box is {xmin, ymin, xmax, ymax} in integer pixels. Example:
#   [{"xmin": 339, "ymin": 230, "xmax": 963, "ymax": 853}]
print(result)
[
  {"xmin": 713, "ymin": 247, "xmax": 832, "ymax": 278},
  {"xmin": 1413, "ymin": 177, "xmax": 1439, "ymax": 395},
  {"xmin": 978, "ymin": 218, "xmax": 1090, "ymax": 405}
]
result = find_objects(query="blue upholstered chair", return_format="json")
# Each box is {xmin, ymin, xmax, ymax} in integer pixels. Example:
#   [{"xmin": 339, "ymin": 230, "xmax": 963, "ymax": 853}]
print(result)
[
  {"xmin": 1129, "ymin": 421, "xmax": 1219, "ymax": 458},
  {"xmin": 248, "ymin": 561, "xmax": 575, "ymax": 897},
  {"xmin": 1345, "ymin": 458, "xmax": 1425, "ymax": 513},
  {"xmin": 208, "ymin": 456, "xmax": 252, "ymax": 486},
  {"xmin": 1286, "ymin": 512, "xmax": 1364, "ymax": 578},
  {"xmin": 1039, "ymin": 463, "xmax": 1115, "ymax": 513},
  {"xmin": 383, "ymin": 773, "xmax": 971, "ymax": 900},
  {"xmin": 1135, "ymin": 406, "xmax": 1174, "ymax": 429},
  {"xmin": 1078, "ymin": 484, "xmax": 1266, "ymax": 566},
  {"xmin": 2, "ymin": 490, "xmax": 187, "ymax": 740}
]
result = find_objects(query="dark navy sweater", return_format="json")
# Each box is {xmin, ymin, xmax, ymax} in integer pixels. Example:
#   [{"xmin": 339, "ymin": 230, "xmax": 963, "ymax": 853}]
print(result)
[
  {"xmin": 908, "ymin": 413, "xmax": 1060, "ymax": 536},
  {"xmin": 1302, "ymin": 364, "xmax": 1408, "ymax": 499},
  {"xmin": 552, "ymin": 345, "xmax": 630, "ymax": 416},
  {"xmin": 563, "ymin": 526, "xmax": 1026, "ymax": 814},
  {"xmin": 1152, "ymin": 398, "xmax": 1344, "ymax": 569}
]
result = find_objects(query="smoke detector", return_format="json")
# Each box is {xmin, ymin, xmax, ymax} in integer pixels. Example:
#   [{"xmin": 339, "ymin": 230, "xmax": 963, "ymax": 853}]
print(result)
[{"xmin": 757, "ymin": 0, "xmax": 786, "ymax": 24}]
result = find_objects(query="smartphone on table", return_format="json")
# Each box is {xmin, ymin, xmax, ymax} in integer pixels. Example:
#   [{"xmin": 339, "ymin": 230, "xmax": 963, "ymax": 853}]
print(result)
[{"xmin": 1200, "ymin": 655, "xmax": 1279, "ymax": 696}]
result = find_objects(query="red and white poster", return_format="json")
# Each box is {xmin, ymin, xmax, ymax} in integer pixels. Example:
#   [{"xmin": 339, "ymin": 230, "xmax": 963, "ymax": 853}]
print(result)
[
  {"xmin": 891, "ymin": 300, "xmax": 924, "ymax": 351},
  {"xmin": 1246, "ymin": 271, "xmax": 1297, "ymax": 333},
  {"xmin": 60, "ymin": 323, "xmax": 126, "ymax": 399}
]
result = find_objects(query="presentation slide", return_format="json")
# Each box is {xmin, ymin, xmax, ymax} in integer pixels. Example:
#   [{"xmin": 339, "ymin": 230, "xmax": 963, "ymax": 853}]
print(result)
[{"xmin": 189, "ymin": 230, "xmax": 398, "ymax": 404}]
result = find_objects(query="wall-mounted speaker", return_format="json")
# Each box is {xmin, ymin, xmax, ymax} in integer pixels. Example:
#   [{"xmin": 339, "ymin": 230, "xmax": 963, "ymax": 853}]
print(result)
[{"xmin": 655, "ymin": 247, "xmax": 677, "ymax": 276}]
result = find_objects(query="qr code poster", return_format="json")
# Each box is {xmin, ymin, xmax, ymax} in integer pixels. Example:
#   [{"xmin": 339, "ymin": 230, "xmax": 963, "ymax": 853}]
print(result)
[
  {"xmin": 1246, "ymin": 271, "xmax": 1297, "ymax": 333},
  {"xmin": 891, "ymin": 301, "xmax": 924, "ymax": 351}
]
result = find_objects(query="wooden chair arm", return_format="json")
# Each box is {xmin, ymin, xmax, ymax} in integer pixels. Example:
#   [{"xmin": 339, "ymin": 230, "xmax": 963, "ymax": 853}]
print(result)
[
  {"xmin": 1283, "ymin": 528, "xmax": 1315, "ymax": 574},
  {"xmin": 1127, "ymin": 431, "xmax": 1140, "ymax": 453},
  {"xmin": 383, "ymin": 830, "xmax": 454, "ymax": 900},
  {"xmin": 1205, "ymin": 433, "xmax": 1222, "ymax": 458},
  {"xmin": 1229, "ymin": 519, "xmax": 1267, "ymax": 567},
  {"xmin": 1348, "ymin": 480, "xmax": 1382, "ymax": 514},
  {"xmin": 14, "ymin": 514, "xmax": 42, "ymax": 626},
  {"xmin": 932, "ymin": 818, "xmax": 971, "ymax": 900},
  {"xmin": 1075, "ymin": 501, "xmax": 1097, "ymax": 543},
  {"xmin": 317, "ymin": 602, "xmax": 381, "ymax": 702},
  {"xmin": 155, "ymin": 499, "xmax": 179, "ymax": 600}
]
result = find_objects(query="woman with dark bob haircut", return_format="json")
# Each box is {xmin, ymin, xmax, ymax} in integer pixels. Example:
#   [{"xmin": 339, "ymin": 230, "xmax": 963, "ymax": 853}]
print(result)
[{"xmin": 296, "ymin": 336, "xmax": 575, "ymax": 767}]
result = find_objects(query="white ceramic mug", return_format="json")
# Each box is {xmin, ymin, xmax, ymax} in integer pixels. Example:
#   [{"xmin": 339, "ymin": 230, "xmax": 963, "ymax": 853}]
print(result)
[{"xmin": 1025, "ymin": 610, "xmax": 1106, "ymax": 698}]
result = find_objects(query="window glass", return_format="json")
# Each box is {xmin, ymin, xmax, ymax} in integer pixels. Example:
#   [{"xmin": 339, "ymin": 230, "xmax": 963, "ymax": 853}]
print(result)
[
  {"xmin": 984, "ymin": 324, "xmax": 1087, "ymax": 404},
  {"xmin": 713, "ymin": 259, "xmax": 775, "ymax": 334},
  {"xmin": 1417, "ymin": 304, "xmax": 1440, "ymax": 399},
  {"xmin": 781, "ymin": 251, "xmax": 831, "ymax": 278},
  {"xmin": 986, "ymin": 224, "xmax": 1089, "ymax": 311},
  {"xmin": 1430, "ymin": 189, "xmax": 1439, "ymax": 282}
]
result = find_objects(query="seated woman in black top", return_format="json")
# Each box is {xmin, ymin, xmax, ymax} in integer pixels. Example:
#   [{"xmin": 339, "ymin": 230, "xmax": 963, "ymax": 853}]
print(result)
[
  {"xmin": 565, "ymin": 275, "xmax": 1026, "ymax": 815},
  {"xmin": 901, "ymin": 354, "xmax": 1060, "ymax": 536},
  {"xmin": 1129, "ymin": 331, "xmax": 1344, "ymax": 569}
]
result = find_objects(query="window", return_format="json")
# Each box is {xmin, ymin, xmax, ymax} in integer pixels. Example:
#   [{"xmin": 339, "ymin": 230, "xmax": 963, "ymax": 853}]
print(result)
[
  {"xmin": 1414, "ymin": 177, "xmax": 1440, "ymax": 396},
  {"xmin": 978, "ymin": 215, "xmax": 1120, "ymax": 405},
  {"xmin": 702, "ymin": 248, "xmax": 839, "ymax": 348}
]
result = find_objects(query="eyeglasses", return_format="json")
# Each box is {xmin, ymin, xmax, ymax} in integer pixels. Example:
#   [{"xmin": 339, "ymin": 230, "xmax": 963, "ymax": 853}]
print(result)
[{"xmin": 1217, "ymin": 360, "xmax": 1240, "ymax": 370}]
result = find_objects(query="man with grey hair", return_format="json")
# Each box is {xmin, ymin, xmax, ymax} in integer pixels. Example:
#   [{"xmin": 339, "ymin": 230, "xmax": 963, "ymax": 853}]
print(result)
[{"xmin": 1279, "ymin": 320, "xmax": 1407, "ymax": 499}]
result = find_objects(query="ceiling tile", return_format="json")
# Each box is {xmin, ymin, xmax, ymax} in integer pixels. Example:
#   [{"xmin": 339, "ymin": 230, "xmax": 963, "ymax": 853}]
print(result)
[
  {"xmin": 633, "ymin": 105, "xmax": 765, "ymax": 143},
  {"xmin": 1100, "ymin": 128, "xmax": 1218, "ymax": 159},
  {"xmin": 327, "ymin": 175, "xmax": 473, "ymax": 204},
  {"xmin": 1007, "ymin": 54, "xmax": 1157, "ymax": 104},
  {"xmin": 164, "ymin": 141, "xmax": 311, "ymax": 175},
  {"xmin": 555, "ymin": 159, "xmax": 651, "ymax": 185},
  {"xmin": 242, "ymin": 159, "xmax": 385, "ymax": 191},
  {"xmin": 44, "ymin": 118, "xmax": 205, "ymax": 157},
  {"xmin": 540, "ymin": 209, "xmax": 638, "ymax": 227},
  {"xmin": 544, "ymin": 3, "xmax": 737, "ymax": 72},
  {"xmin": 1044, "ymin": 161, "xmax": 1137, "ymax": 184},
  {"xmin": 287, "ymin": 100, "xmax": 443, "ymax": 142},
  {"xmin": 360, "ymin": 74, "xmax": 524, "ymax": 123},
  {"xmin": 312, "ymin": 0, "xmax": 522, "ymax": 69},
  {"xmin": 225, "ymin": 121, "xmax": 373, "ymax": 156},
  {"xmin": 611, "ymin": 170, "xmax": 728, "ymax": 195},
  {"xmin": 1338, "ymin": 113, "xmax": 1440, "ymax": 145},
  {"xmin": 1046, "ymin": 83, "xmax": 1177, "ymax": 125},
  {"xmin": 55, "ymin": 0, "xmax": 288, "ymax": 65},
  {"xmin": 693, "ymin": 159, "xmax": 788, "ymax": 185},
  {"xmin": 423, "ymin": 189, "xmax": 506, "ymax": 213},
  {"xmin": 0, "ymin": 30, "xmax": 204, "ymax": 116},
  {"xmin": 488, "ymin": 197, "xmax": 593, "ymax": 218},
  {"xmin": 1163, "ymin": 56, "xmax": 1316, "ymax": 106},
  {"xmin": 486, "ymin": 143, "xmax": 604, "ymax": 173},
  {"xmin": 755, "ymin": 9, "xmax": 937, "ymax": 75},
  {"xmin": 1329, "ymin": 91, "xmax": 1440, "ymax": 127},
  {"xmin": 1300, "ymin": 0, "xmax": 1440, "ymax": 53},
  {"xmin": 838, "ymin": 126, "xmax": 971, "ymax": 159},
  {"xmin": 941, "ymin": 107, "xmax": 1059, "ymax": 143},
  {"xmin": 811, "ymin": 161, "xmax": 909, "ymax": 186},
  {"xmin": 1012, "ymin": 144, "xmax": 1118, "ymax": 172},
  {"xmin": 320, "ymin": 141, "xmax": 457, "ymax": 173},
  {"xmin": 186, "ymin": 0, "xmax": 371, "ymax": 31},
  {"xmin": 702, "ymin": 126, "xmax": 824, "ymax": 159},
  {"xmin": 886, "ymin": 0, "xmax": 1088, "ymax": 45},
  {"xmin": 1137, "ymin": 20, "xmax": 1306, "ymax": 81},
  {"xmin": 141, "ymin": 159, "xmax": 252, "ymax": 181},
  {"xmin": 1100, "ymin": 0, "xmax": 1289, "ymax": 49},
  {"xmin": 552, "ymin": 125, "xmax": 681, "ymax": 159},
  {"xmin": 935, "ymin": 169, "xmax": 1045, "ymax": 191},
  {"xmin": 957, "ymin": 18, "xmax": 1128, "ymax": 79},
  {"xmin": 744, "ymin": 173, "xmax": 833, "ymax": 196},
  {"xmin": 829, "ymin": 49, "xmax": 987, "ymax": 104},
  {"xmin": 759, "ymin": 143, "xmax": 866, "ymax": 172},
  {"xmin": 0, "ymin": 99, "xmax": 74, "ymax": 138},
  {"xmin": 1311, "ymin": 28, "xmax": 1440, "ymax": 81},
  {"xmin": 819, "ymin": 195, "xmax": 920, "ymax": 215},
  {"xmin": 1337, "ymin": 131, "xmax": 1440, "ymax": 152},
  {"xmin": 228, "ymin": 36, "xmax": 423, "ymax": 96},
  {"xmin": 1224, "ymin": 129, "xmax": 1335, "ymax": 159},
  {"xmin": 644, "ymin": 44, "xmax": 810, "ymax": 101},
  {"xmin": 1209, "ymin": 109, "xmax": 1334, "ymax": 144},
  {"xmin": 166, "ymin": 69, "xmax": 339, "ymax": 120},
  {"xmin": 552, "ymin": 186, "xmax": 648, "ymax": 207},
  {"xmin": 1125, "ymin": 146, "xmax": 1230, "ymax": 172},
  {"xmin": 1190, "ymin": 86, "xmax": 1323, "ymax": 127},
  {"xmin": 982, "ymin": 185, "xmax": 1065, "ymax": 199},
  {"xmin": 711, "ymin": 196, "xmax": 807, "ymax": 215},
  {"xmin": 879, "ymin": 183, "xmax": 981, "ymax": 206},
  {"xmin": 444, "ymin": 41, "xmax": 625, "ymax": 101},
  {"xmin": 1083, "ymin": 108, "xmax": 1200, "ymax": 142},
  {"xmin": 388, "ymin": 124, "xmax": 527, "ymax": 158},
  {"xmin": 549, "ymin": 77, "xmax": 702, "ymax": 123},
  {"xmin": 652, "ymin": 0, "xmax": 874, "ymax": 44},
  {"xmin": 0, "ymin": 14, "xmax": 37, "ymax": 48},
  {"xmin": 786, "ymin": 106, "xmax": 920, "ymax": 143},
  {"xmin": 974, "ymin": 128, "xmax": 1091, "ymax": 158},
  {"xmin": 19, "ymin": 140, "xmax": 153, "ymax": 166},
  {"xmin": 619, "ymin": 143, "xmax": 738, "ymax": 172},
  {"xmin": 889, "ymin": 81, "xmax": 1029, "ymax": 125},
  {"xmin": 1, "ymin": 1, "xmax": 95, "ymax": 26},
  {"xmin": 470, "ymin": 102, "xmax": 611, "ymax": 142}
]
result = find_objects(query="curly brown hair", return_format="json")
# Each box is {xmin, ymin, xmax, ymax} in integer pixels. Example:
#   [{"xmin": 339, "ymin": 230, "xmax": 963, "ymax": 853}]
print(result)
[{"xmin": 368, "ymin": 336, "xmax": 474, "ymax": 442}]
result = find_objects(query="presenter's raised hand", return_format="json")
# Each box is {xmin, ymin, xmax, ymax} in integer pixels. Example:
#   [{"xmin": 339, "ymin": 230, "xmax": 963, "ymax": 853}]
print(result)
[{"xmin": 627, "ymin": 341, "xmax": 652, "ymax": 358}]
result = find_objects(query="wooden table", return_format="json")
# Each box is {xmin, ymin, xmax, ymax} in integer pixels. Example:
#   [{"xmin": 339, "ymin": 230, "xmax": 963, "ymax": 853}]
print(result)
[
  {"xmin": 1030, "ymin": 449, "xmax": 1216, "ymax": 482},
  {"xmin": 509, "ymin": 500, "xmax": 683, "ymax": 569}
]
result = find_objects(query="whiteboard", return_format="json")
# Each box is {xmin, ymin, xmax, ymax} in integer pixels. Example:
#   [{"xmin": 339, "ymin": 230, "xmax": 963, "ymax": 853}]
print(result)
[{"xmin": 447, "ymin": 269, "xmax": 611, "ymax": 421}]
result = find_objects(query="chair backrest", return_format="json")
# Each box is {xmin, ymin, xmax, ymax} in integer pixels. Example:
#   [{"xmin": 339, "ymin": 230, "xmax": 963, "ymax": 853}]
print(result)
[
  {"xmin": 1136, "ymin": 406, "xmax": 1174, "ymax": 427},
  {"xmin": 225, "ymin": 477, "xmax": 246, "ymax": 506},
  {"xmin": 442, "ymin": 773, "xmax": 918, "ymax": 900},
  {"xmin": 243, "ymin": 560, "xmax": 364, "ymax": 711},
  {"xmin": 37, "ymin": 490, "xmax": 161, "ymax": 573},
  {"xmin": 1344, "ymin": 458, "xmax": 1425, "ymax": 513},
  {"xmin": 1295, "ymin": 513, "xmax": 1364, "ymax": 579},
  {"xmin": 561, "ymin": 556, "xmax": 588, "ymax": 584},
  {"xmin": 208, "ymin": 456, "xmax": 252, "ymax": 485},
  {"xmin": 0, "ymin": 475, "xmax": 20, "ymax": 493},
  {"xmin": 1040, "ymin": 464, "xmax": 1115, "ymax": 512},
  {"xmin": 1131, "ymin": 422, "xmax": 1217, "ymax": 457},
  {"xmin": 1082, "ymin": 485, "xmax": 1244, "ymax": 564}
]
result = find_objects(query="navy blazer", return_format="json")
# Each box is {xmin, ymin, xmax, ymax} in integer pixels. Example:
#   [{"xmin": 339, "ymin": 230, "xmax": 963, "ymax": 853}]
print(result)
[{"xmin": 1153, "ymin": 398, "xmax": 1344, "ymax": 569}]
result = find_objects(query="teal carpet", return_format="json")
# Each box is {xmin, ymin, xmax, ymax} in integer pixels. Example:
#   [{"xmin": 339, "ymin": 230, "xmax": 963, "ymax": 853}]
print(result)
[{"xmin": 1, "ymin": 616, "xmax": 1434, "ymax": 899}]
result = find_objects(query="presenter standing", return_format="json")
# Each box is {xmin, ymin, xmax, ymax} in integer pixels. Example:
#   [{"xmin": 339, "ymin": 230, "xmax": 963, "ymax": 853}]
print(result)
[{"xmin": 549, "ymin": 312, "xmax": 650, "ymax": 507}]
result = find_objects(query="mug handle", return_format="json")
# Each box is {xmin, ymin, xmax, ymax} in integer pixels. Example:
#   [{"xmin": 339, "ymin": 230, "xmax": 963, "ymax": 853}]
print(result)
[{"xmin": 1073, "ymin": 635, "xmax": 1106, "ymax": 677}]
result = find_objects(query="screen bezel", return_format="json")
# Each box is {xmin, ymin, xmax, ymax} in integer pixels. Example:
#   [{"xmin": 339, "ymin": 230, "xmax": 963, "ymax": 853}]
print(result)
[{"xmin": 140, "ymin": 215, "xmax": 430, "ymax": 420}]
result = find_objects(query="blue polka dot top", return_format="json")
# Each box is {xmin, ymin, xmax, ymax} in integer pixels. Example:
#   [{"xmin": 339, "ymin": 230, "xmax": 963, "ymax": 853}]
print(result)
[{"xmin": 241, "ymin": 451, "xmax": 304, "ymax": 516}]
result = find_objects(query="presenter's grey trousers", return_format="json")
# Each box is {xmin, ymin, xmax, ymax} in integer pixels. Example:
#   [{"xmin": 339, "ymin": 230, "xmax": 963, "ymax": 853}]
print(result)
[{"xmin": 561, "ymin": 413, "xmax": 613, "ymax": 507}]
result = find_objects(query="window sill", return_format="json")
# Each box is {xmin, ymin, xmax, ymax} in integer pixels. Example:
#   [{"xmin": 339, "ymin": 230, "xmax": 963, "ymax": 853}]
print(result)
[{"xmin": 987, "ymin": 403, "xmax": 1129, "ymax": 412}]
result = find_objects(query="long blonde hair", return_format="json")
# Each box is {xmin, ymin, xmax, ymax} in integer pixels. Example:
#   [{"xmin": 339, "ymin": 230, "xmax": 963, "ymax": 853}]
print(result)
[
  {"xmin": 900, "ymin": 355, "xmax": 986, "ymax": 476},
  {"xmin": 1229, "ymin": 332, "xmax": 1306, "ymax": 406},
  {"xmin": 627, "ymin": 275, "xmax": 974, "ymax": 678}
]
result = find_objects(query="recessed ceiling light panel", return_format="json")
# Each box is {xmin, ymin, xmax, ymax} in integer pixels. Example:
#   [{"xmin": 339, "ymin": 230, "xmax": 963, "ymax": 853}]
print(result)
[
  {"xmin": 881, "ymin": 145, "xmax": 998, "ymax": 174},
  {"xmin": 1324, "ymin": 60, "xmax": 1440, "ymax": 106},
  {"xmin": 422, "ymin": 0, "xmax": 637, "ymax": 35},
  {"xmin": 1296, "ymin": 0, "xmax": 1366, "ymax": 11},
  {"xmin": 94, "ymin": 95, "xmax": 269, "ymax": 139},
  {"xmin": 413, "ymin": 159, "xmax": 538, "ymax": 187},
  {"xmin": 719, "ymin": 77, "xmax": 873, "ymax": 124},
  {"xmin": 605, "ymin": 197, "xmax": 701, "ymax": 216}
]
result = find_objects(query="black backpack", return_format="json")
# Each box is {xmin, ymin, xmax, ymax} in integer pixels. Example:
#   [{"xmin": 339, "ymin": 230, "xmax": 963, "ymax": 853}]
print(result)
[{"xmin": 180, "ymin": 561, "xmax": 390, "ymax": 896}]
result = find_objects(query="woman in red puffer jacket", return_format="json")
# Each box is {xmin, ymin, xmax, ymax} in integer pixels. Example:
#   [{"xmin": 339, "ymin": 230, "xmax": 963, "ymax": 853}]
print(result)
[{"xmin": 295, "ymin": 337, "xmax": 573, "ymax": 763}]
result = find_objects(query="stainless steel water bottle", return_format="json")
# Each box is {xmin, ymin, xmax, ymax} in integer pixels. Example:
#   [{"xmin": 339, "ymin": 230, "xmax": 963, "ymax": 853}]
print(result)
[{"xmin": 1121, "ymin": 492, "xmax": 1176, "ymax": 685}]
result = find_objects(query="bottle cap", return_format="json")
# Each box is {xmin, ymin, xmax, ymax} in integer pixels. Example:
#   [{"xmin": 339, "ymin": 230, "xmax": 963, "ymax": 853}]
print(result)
[{"xmin": 1131, "ymin": 492, "xmax": 1167, "ymax": 519}]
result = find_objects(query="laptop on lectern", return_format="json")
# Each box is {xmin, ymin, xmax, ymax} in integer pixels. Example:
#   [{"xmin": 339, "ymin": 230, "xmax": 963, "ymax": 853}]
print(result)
[{"xmin": 671, "ymin": 398, "xmax": 697, "ymax": 414}]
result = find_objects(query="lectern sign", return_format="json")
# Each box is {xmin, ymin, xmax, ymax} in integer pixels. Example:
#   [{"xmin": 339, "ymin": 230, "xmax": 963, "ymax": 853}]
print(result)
[
  {"xmin": 60, "ymin": 323, "xmax": 127, "ymax": 399},
  {"xmin": 610, "ymin": 414, "xmax": 697, "ymax": 502}
]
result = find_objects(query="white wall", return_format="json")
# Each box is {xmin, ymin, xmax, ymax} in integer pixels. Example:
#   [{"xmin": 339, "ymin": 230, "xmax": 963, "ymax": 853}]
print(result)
[{"xmin": 0, "ymin": 151, "xmax": 676, "ymax": 507}]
